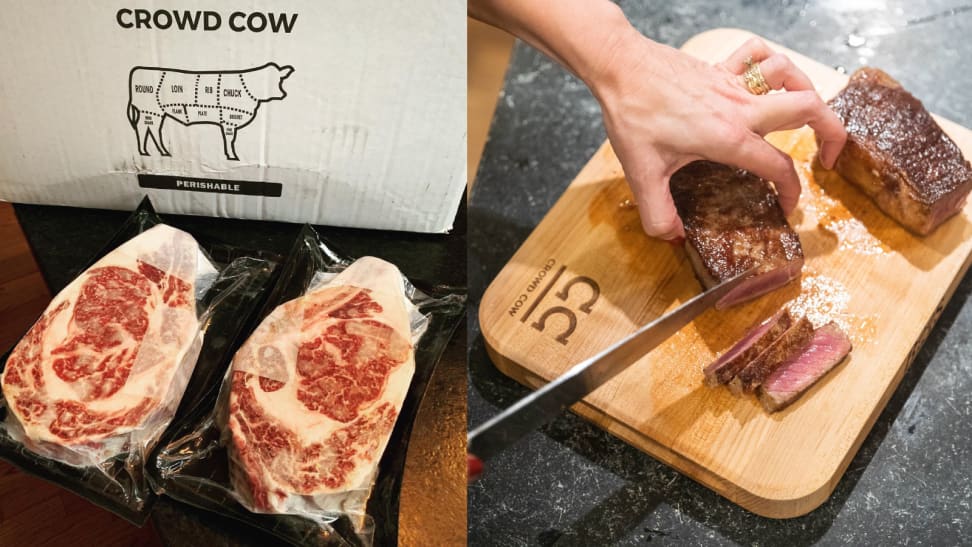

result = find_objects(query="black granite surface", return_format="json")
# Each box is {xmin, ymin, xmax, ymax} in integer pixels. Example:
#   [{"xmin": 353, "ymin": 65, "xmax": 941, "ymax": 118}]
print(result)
[
  {"xmin": 12, "ymin": 200, "xmax": 466, "ymax": 546},
  {"xmin": 468, "ymin": 1, "xmax": 972, "ymax": 545},
  {"xmin": 14, "ymin": 203, "xmax": 466, "ymax": 294}
]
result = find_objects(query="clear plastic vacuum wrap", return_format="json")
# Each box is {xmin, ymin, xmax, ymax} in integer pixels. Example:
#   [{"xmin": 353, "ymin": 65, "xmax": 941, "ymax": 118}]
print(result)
[
  {"xmin": 0, "ymin": 198, "xmax": 279, "ymax": 524},
  {"xmin": 149, "ymin": 225, "xmax": 466, "ymax": 546}
]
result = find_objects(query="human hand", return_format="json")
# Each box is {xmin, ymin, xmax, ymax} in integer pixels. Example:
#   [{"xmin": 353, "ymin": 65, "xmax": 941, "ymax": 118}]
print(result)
[
  {"xmin": 469, "ymin": 0, "xmax": 846, "ymax": 241},
  {"xmin": 590, "ymin": 32, "xmax": 847, "ymax": 240}
]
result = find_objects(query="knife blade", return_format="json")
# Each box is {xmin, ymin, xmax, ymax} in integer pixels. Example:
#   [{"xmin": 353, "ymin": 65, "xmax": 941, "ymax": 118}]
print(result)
[{"xmin": 468, "ymin": 268, "xmax": 757, "ymax": 463}]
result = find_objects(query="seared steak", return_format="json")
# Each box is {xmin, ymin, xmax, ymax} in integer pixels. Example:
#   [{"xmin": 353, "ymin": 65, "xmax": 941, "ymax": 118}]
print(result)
[
  {"xmin": 829, "ymin": 68, "xmax": 972, "ymax": 235},
  {"xmin": 758, "ymin": 322, "xmax": 851, "ymax": 412},
  {"xmin": 670, "ymin": 161, "xmax": 804, "ymax": 308},
  {"xmin": 703, "ymin": 309, "xmax": 792, "ymax": 386},
  {"xmin": 728, "ymin": 315, "xmax": 814, "ymax": 395}
]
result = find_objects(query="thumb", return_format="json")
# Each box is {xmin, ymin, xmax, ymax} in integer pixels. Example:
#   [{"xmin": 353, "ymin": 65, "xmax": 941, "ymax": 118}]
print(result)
[{"xmin": 633, "ymin": 173, "xmax": 685, "ymax": 241}]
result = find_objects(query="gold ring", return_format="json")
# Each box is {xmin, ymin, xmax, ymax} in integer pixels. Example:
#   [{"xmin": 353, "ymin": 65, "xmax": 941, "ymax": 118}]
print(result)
[{"xmin": 743, "ymin": 56, "xmax": 771, "ymax": 95}]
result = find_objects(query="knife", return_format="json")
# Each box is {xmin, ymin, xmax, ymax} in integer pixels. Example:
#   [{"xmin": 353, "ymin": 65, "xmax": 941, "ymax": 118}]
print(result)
[{"xmin": 468, "ymin": 267, "xmax": 757, "ymax": 465}]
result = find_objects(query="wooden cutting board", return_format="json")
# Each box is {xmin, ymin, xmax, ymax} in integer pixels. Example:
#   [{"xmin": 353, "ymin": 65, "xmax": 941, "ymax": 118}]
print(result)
[{"xmin": 478, "ymin": 28, "xmax": 972, "ymax": 519}]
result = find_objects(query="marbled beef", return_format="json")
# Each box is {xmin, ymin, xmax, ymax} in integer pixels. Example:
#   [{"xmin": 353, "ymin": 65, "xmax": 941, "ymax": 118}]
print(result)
[
  {"xmin": 227, "ymin": 256, "xmax": 414, "ymax": 518},
  {"xmin": 1, "ymin": 225, "xmax": 209, "ymax": 466}
]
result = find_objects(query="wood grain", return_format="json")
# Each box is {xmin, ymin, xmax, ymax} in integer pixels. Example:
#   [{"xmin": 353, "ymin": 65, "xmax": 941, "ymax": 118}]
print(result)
[
  {"xmin": 479, "ymin": 28, "xmax": 972, "ymax": 518},
  {"xmin": 0, "ymin": 201, "xmax": 162, "ymax": 546}
]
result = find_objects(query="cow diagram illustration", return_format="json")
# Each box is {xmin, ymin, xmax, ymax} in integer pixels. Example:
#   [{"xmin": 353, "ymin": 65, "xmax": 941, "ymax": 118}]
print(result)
[{"xmin": 126, "ymin": 62, "xmax": 294, "ymax": 160}]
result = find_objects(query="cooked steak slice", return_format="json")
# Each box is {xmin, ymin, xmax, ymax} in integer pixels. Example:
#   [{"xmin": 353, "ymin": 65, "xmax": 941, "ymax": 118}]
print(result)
[
  {"xmin": 728, "ymin": 315, "xmax": 814, "ymax": 395},
  {"xmin": 758, "ymin": 322, "xmax": 852, "ymax": 412},
  {"xmin": 670, "ymin": 161, "xmax": 804, "ymax": 309},
  {"xmin": 703, "ymin": 309, "xmax": 792, "ymax": 386},
  {"xmin": 828, "ymin": 67, "xmax": 972, "ymax": 235}
]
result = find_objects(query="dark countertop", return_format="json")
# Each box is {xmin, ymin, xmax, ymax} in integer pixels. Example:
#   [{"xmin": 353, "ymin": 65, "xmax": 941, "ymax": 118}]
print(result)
[
  {"xmin": 468, "ymin": 1, "xmax": 972, "ymax": 545},
  {"xmin": 12, "ymin": 201, "xmax": 466, "ymax": 546}
]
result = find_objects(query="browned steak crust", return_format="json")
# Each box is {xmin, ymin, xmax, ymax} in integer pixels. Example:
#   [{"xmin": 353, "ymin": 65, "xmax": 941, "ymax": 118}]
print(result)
[
  {"xmin": 670, "ymin": 161, "xmax": 804, "ymax": 307},
  {"xmin": 828, "ymin": 67, "xmax": 972, "ymax": 235}
]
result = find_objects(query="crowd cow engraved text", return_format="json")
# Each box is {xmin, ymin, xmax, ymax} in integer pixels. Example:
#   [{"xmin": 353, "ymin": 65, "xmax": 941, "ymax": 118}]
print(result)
[{"xmin": 127, "ymin": 63, "xmax": 294, "ymax": 160}]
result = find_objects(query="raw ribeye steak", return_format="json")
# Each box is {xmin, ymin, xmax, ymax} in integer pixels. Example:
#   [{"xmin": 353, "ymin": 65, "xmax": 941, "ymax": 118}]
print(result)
[
  {"xmin": 227, "ymin": 256, "xmax": 415, "ymax": 516},
  {"xmin": 1, "ymin": 224, "xmax": 210, "ymax": 466}
]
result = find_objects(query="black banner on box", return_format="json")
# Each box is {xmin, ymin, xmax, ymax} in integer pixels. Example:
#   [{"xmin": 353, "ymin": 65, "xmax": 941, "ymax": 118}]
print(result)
[{"xmin": 138, "ymin": 174, "xmax": 282, "ymax": 197}]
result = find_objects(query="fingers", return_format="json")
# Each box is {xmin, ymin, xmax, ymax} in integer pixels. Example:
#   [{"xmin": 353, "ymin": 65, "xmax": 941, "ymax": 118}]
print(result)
[
  {"xmin": 631, "ymin": 171, "xmax": 686, "ymax": 241},
  {"xmin": 720, "ymin": 37, "xmax": 775, "ymax": 74},
  {"xmin": 747, "ymin": 91, "xmax": 847, "ymax": 168},
  {"xmin": 750, "ymin": 53, "xmax": 815, "ymax": 92},
  {"xmin": 727, "ymin": 45, "xmax": 848, "ymax": 168},
  {"xmin": 709, "ymin": 130, "xmax": 802, "ymax": 213}
]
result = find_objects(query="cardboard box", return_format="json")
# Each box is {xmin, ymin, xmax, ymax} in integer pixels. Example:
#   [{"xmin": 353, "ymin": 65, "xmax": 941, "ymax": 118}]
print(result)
[{"xmin": 0, "ymin": 1, "xmax": 465, "ymax": 233}]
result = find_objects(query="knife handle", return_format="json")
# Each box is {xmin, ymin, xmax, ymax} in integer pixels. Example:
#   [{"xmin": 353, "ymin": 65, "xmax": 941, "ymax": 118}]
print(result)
[{"xmin": 467, "ymin": 453, "xmax": 483, "ymax": 483}]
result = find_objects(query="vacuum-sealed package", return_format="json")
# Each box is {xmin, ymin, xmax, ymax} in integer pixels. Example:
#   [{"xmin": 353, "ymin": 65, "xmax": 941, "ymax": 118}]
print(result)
[
  {"xmin": 150, "ymin": 225, "xmax": 466, "ymax": 546},
  {"xmin": 0, "ymin": 198, "xmax": 279, "ymax": 524},
  {"xmin": 3, "ymin": 223, "xmax": 216, "ymax": 467}
]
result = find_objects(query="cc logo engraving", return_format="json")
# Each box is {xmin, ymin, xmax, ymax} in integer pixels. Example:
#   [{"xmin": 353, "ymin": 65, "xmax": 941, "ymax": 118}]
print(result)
[
  {"xmin": 530, "ymin": 306, "xmax": 577, "ymax": 345},
  {"xmin": 520, "ymin": 264, "xmax": 600, "ymax": 346},
  {"xmin": 555, "ymin": 275, "xmax": 599, "ymax": 313}
]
